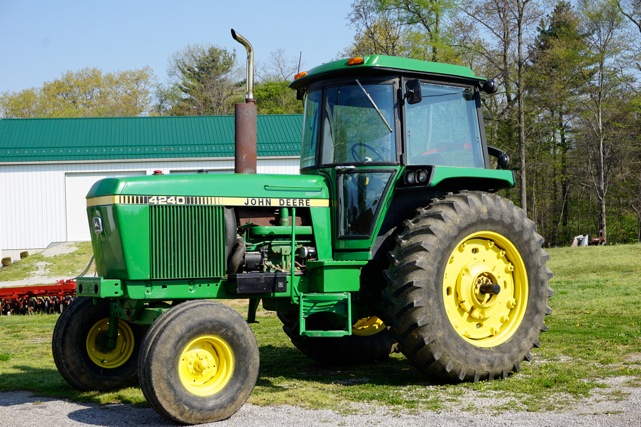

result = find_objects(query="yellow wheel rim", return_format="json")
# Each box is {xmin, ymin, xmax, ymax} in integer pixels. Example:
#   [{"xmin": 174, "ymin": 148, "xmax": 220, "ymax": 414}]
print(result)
[
  {"xmin": 352, "ymin": 316, "xmax": 386, "ymax": 337},
  {"xmin": 178, "ymin": 335, "xmax": 234, "ymax": 397},
  {"xmin": 86, "ymin": 318, "xmax": 135, "ymax": 369},
  {"xmin": 443, "ymin": 231, "xmax": 528, "ymax": 348}
]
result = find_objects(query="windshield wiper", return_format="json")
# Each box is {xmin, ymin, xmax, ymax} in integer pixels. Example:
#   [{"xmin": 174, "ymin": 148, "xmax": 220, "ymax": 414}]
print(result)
[{"xmin": 355, "ymin": 79, "xmax": 393, "ymax": 133}]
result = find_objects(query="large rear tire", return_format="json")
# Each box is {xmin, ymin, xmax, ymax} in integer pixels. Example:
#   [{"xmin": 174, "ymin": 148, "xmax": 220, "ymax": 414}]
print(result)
[
  {"xmin": 138, "ymin": 300, "xmax": 259, "ymax": 424},
  {"xmin": 52, "ymin": 297, "xmax": 144, "ymax": 391},
  {"xmin": 278, "ymin": 311, "xmax": 396, "ymax": 365},
  {"xmin": 383, "ymin": 191, "xmax": 553, "ymax": 381}
]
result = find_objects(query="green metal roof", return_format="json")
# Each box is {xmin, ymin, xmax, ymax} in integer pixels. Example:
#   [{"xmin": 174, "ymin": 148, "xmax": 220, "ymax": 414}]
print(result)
[
  {"xmin": 291, "ymin": 55, "xmax": 483, "ymax": 89},
  {"xmin": 0, "ymin": 115, "xmax": 303, "ymax": 163}
]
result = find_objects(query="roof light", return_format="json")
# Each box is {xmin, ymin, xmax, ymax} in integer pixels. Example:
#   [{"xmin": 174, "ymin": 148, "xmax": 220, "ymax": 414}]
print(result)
[
  {"xmin": 347, "ymin": 57, "xmax": 364, "ymax": 66},
  {"xmin": 294, "ymin": 71, "xmax": 308, "ymax": 80}
]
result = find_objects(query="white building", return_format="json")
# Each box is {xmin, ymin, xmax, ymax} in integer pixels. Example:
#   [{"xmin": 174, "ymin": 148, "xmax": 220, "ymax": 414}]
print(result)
[{"xmin": 0, "ymin": 115, "xmax": 302, "ymax": 253}]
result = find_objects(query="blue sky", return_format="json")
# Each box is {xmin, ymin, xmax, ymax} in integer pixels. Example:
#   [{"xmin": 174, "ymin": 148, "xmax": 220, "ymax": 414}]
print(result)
[{"xmin": 0, "ymin": 0, "xmax": 356, "ymax": 94}]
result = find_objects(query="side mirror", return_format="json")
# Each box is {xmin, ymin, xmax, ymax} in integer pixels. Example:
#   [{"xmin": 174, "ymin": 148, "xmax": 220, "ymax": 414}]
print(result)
[
  {"xmin": 487, "ymin": 146, "xmax": 510, "ymax": 170},
  {"xmin": 405, "ymin": 79, "xmax": 422, "ymax": 104},
  {"xmin": 482, "ymin": 79, "xmax": 498, "ymax": 94},
  {"xmin": 497, "ymin": 152, "xmax": 510, "ymax": 170},
  {"xmin": 296, "ymin": 89, "xmax": 305, "ymax": 101}
]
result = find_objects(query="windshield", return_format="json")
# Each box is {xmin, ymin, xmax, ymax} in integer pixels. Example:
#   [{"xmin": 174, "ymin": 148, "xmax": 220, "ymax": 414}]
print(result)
[
  {"xmin": 300, "ymin": 90, "xmax": 322, "ymax": 169},
  {"xmin": 405, "ymin": 83, "xmax": 484, "ymax": 168},
  {"xmin": 321, "ymin": 81, "xmax": 396, "ymax": 165}
]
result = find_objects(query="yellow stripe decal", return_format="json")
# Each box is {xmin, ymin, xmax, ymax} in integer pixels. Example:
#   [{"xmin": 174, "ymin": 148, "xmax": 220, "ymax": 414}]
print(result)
[
  {"xmin": 87, "ymin": 195, "xmax": 329, "ymax": 208},
  {"xmin": 87, "ymin": 195, "xmax": 120, "ymax": 207}
]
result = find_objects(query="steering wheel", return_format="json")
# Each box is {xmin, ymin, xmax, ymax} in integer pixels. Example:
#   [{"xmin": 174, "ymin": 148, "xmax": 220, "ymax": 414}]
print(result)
[{"xmin": 350, "ymin": 143, "xmax": 384, "ymax": 162}]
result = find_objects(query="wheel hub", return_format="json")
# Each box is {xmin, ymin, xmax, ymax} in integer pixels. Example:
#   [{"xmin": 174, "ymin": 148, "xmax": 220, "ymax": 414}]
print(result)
[
  {"xmin": 86, "ymin": 318, "xmax": 135, "ymax": 368},
  {"xmin": 443, "ymin": 232, "xmax": 528, "ymax": 347},
  {"xmin": 183, "ymin": 348, "xmax": 218, "ymax": 380},
  {"xmin": 178, "ymin": 336, "xmax": 234, "ymax": 396}
]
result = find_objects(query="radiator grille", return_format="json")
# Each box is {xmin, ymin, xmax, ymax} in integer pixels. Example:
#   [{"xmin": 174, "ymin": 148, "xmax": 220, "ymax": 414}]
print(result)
[{"xmin": 149, "ymin": 205, "xmax": 227, "ymax": 279}]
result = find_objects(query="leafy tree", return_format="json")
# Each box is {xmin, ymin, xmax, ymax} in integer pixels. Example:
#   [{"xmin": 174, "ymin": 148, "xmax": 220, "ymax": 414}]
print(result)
[
  {"xmin": 0, "ymin": 67, "xmax": 154, "ymax": 118},
  {"xmin": 379, "ymin": 0, "xmax": 461, "ymax": 62},
  {"xmin": 166, "ymin": 44, "xmax": 242, "ymax": 116},
  {"xmin": 526, "ymin": 1, "xmax": 591, "ymax": 245},
  {"xmin": 254, "ymin": 81, "xmax": 303, "ymax": 114},
  {"xmin": 346, "ymin": 0, "xmax": 409, "ymax": 56},
  {"xmin": 254, "ymin": 49, "xmax": 303, "ymax": 114},
  {"xmin": 346, "ymin": 0, "xmax": 462, "ymax": 62}
]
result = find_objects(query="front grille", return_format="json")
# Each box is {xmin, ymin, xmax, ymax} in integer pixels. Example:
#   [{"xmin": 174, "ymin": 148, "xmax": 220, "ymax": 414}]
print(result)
[{"xmin": 149, "ymin": 205, "xmax": 227, "ymax": 279}]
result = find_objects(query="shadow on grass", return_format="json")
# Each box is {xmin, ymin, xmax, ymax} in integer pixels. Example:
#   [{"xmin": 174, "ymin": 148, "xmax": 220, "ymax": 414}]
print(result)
[
  {"xmin": 0, "ymin": 341, "xmax": 440, "ymax": 427},
  {"xmin": 0, "ymin": 365, "xmax": 150, "ymax": 408},
  {"xmin": 1, "ymin": 343, "xmax": 435, "ymax": 401},
  {"xmin": 256, "ymin": 344, "xmax": 437, "ymax": 388}
]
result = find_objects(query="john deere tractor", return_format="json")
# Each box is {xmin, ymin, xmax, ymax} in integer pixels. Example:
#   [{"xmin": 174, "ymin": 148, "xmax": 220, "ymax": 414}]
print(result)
[{"xmin": 52, "ymin": 30, "xmax": 552, "ymax": 424}]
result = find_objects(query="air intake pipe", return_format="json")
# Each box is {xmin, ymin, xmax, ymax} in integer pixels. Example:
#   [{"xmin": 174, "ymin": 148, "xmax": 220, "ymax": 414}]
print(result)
[{"xmin": 231, "ymin": 29, "xmax": 257, "ymax": 174}]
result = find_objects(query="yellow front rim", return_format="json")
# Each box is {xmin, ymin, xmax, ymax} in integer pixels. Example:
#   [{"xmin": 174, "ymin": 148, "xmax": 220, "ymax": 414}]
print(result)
[
  {"xmin": 86, "ymin": 318, "xmax": 135, "ymax": 368},
  {"xmin": 443, "ymin": 231, "xmax": 528, "ymax": 348},
  {"xmin": 178, "ymin": 335, "xmax": 234, "ymax": 397},
  {"xmin": 352, "ymin": 316, "xmax": 386, "ymax": 337}
]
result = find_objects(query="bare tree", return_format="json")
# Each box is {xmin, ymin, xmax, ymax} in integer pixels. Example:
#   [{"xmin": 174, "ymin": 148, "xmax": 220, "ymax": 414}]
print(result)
[
  {"xmin": 576, "ymin": 0, "xmax": 631, "ymax": 243},
  {"xmin": 459, "ymin": 0, "xmax": 545, "ymax": 212},
  {"xmin": 256, "ymin": 49, "xmax": 300, "ymax": 83},
  {"xmin": 616, "ymin": 0, "xmax": 641, "ymax": 32}
]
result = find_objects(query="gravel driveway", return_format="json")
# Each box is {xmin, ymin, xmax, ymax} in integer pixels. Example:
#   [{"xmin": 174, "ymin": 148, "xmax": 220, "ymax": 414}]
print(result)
[{"xmin": 1, "ymin": 377, "xmax": 639, "ymax": 427}]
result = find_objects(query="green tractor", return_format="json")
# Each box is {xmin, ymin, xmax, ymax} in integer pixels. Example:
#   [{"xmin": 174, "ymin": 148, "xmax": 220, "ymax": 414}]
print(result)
[{"xmin": 52, "ymin": 30, "xmax": 552, "ymax": 425}]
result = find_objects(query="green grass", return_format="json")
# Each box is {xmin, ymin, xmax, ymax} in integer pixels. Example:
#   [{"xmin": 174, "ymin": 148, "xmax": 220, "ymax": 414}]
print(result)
[
  {"xmin": 0, "ymin": 242, "xmax": 94, "ymax": 282},
  {"xmin": 1, "ymin": 244, "xmax": 641, "ymax": 414}
]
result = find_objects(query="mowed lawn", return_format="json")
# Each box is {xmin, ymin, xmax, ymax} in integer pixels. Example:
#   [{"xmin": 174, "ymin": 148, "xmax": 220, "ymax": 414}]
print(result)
[{"xmin": 0, "ymin": 244, "xmax": 640, "ymax": 413}]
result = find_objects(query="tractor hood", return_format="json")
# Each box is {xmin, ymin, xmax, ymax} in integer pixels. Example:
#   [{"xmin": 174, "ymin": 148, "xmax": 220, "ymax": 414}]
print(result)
[{"xmin": 86, "ymin": 173, "xmax": 330, "ymax": 207}]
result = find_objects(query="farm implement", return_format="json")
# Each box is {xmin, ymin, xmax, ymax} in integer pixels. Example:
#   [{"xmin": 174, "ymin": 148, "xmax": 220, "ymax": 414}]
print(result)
[{"xmin": 0, "ymin": 279, "xmax": 76, "ymax": 315}]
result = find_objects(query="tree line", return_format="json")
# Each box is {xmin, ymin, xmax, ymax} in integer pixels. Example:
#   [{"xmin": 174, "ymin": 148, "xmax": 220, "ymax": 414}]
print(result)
[
  {"xmin": 1, "ymin": 0, "xmax": 640, "ymax": 247},
  {"xmin": 346, "ymin": 0, "xmax": 641, "ymax": 246},
  {"xmin": 0, "ymin": 46, "xmax": 303, "ymax": 119}
]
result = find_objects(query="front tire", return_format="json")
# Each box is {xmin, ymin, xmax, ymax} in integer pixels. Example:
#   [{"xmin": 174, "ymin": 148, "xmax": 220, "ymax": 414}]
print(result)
[
  {"xmin": 138, "ymin": 300, "xmax": 259, "ymax": 424},
  {"xmin": 52, "ymin": 297, "xmax": 143, "ymax": 391},
  {"xmin": 383, "ymin": 191, "xmax": 553, "ymax": 381}
]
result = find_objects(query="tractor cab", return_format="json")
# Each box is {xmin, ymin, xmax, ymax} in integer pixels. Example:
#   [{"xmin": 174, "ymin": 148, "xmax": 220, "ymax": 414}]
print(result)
[{"xmin": 290, "ymin": 55, "xmax": 512, "ymax": 256}]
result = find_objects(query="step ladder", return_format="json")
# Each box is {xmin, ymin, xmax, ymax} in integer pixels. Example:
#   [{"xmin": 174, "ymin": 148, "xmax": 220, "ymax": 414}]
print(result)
[{"xmin": 299, "ymin": 292, "xmax": 351, "ymax": 337}]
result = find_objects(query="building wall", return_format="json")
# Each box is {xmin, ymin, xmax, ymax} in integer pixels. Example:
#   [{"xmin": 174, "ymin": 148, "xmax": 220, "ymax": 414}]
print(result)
[{"xmin": 0, "ymin": 157, "xmax": 299, "ymax": 250}]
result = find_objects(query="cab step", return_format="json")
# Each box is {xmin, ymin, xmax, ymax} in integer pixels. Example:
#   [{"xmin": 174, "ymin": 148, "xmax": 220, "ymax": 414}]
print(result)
[{"xmin": 299, "ymin": 292, "xmax": 351, "ymax": 337}]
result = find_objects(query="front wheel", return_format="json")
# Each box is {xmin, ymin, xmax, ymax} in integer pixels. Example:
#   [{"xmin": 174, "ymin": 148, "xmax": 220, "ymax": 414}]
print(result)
[
  {"xmin": 138, "ymin": 300, "xmax": 259, "ymax": 424},
  {"xmin": 52, "ymin": 297, "xmax": 144, "ymax": 391},
  {"xmin": 383, "ymin": 191, "xmax": 553, "ymax": 382}
]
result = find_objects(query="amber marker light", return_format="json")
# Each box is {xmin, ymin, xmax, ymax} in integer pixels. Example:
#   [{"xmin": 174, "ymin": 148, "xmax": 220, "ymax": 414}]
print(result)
[
  {"xmin": 347, "ymin": 57, "xmax": 364, "ymax": 66},
  {"xmin": 294, "ymin": 71, "xmax": 308, "ymax": 80}
]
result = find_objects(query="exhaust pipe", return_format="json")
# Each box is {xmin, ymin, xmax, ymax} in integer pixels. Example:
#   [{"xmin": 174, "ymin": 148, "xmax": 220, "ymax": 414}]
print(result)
[
  {"xmin": 232, "ymin": 29, "xmax": 257, "ymax": 174},
  {"xmin": 231, "ymin": 29, "xmax": 254, "ymax": 101}
]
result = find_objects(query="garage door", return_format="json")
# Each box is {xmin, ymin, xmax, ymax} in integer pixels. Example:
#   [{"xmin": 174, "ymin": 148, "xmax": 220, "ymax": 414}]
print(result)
[{"xmin": 65, "ymin": 172, "xmax": 144, "ymax": 242}]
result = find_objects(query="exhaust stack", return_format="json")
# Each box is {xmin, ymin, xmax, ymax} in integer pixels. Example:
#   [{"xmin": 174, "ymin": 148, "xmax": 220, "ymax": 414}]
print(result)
[{"xmin": 231, "ymin": 29, "xmax": 257, "ymax": 174}]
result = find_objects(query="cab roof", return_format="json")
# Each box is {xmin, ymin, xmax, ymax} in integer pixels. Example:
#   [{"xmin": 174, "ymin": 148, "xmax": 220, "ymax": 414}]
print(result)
[{"xmin": 290, "ymin": 55, "xmax": 484, "ymax": 89}]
